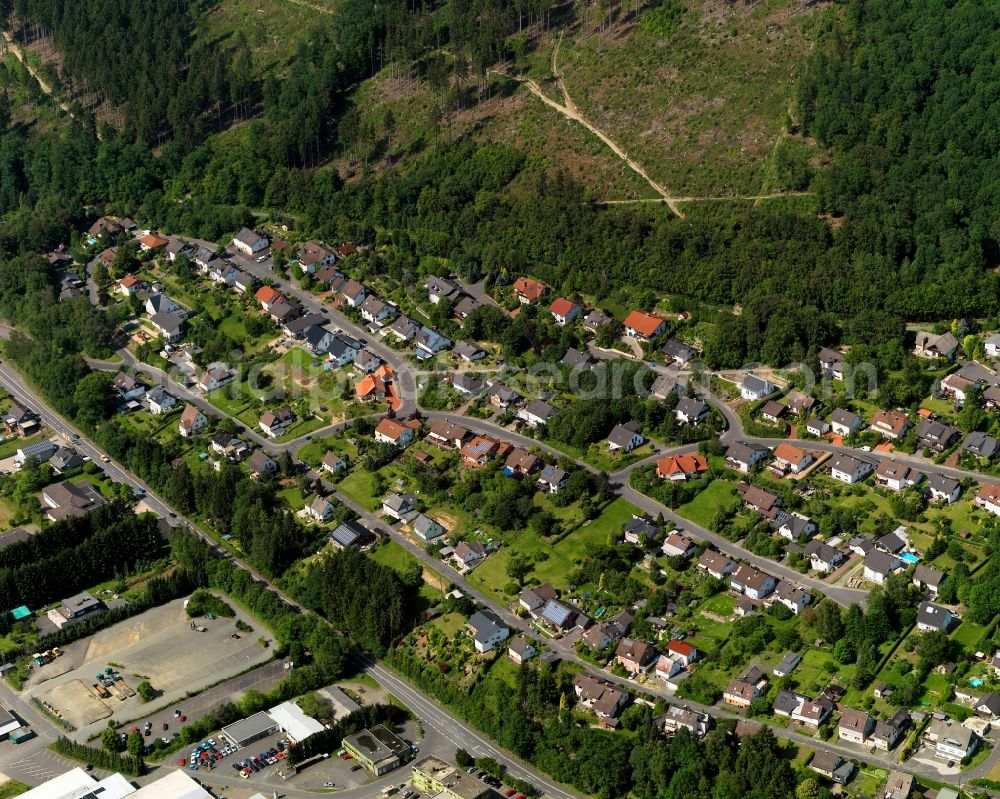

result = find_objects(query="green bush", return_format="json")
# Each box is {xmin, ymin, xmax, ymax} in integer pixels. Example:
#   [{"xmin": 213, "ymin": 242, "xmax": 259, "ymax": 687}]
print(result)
[
  {"xmin": 185, "ymin": 589, "xmax": 235, "ymax": 618},
  {"xmin": 642, "ymin": 0, "xmax": 684, "ymax": 37}
]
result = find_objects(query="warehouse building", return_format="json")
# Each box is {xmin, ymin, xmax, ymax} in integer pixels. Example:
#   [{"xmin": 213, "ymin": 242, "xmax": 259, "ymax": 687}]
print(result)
[
  {"xmin": 341, "ymin": 726, "xmax": 411, "ymax": 775},
  {"xmin": 221, "ymin": 711, "xmax": 280, "ymax": 749}
]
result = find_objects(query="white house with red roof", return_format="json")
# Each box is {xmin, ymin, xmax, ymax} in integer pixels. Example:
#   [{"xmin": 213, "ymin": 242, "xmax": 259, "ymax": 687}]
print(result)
[
  {"xmin": 623, "ymin": 310, "xmax": 667, "ymax": 340},
  {"xmin": 548, "ymin": 298, "xmax": 582, "ymax": 325}
]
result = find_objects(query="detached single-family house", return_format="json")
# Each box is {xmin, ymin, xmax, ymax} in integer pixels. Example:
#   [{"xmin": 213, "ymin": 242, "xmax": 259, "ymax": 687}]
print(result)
[
  {"xmin": 387, "ymin": 315, "xmax": 420, "ymax": 342},
  {"xmin": 113, "ymin": 372, "xmax": 145, "ymax": 401},
  {"xmin": 247, "ymin": 450, "xmax": 277, "ymax": 479},
  {"xmin": 803, "ymin": 540, "xmax": 845, "ymax": 573},
  {"xmin": 305, "ymin": 495, "xmax": 335, "ymax": 523},
  {"xmin": 869, "ymin": 410, "xmax": 910, "ymax": 441},
  {"xmin": 760, "ymin": 400, "xmax": 787, "ymax": 423},
  {"xmin": 830, "ymin": 408, "xmax": 863, "ymax": 437},
  {"xmin": 518, "ymin": 399, "xmax": 558, "ymax": 428},
  {"xmin": 913, "ymin": 564, "xmax": 946, "ymax": 597},
  {"xmin": 916, "ymin": 602, "xmax": 954, "ymax": 632},
  {"xmin": 810, "ymin": 752, "xmax": 855, "ymax": 785},
  {"xmin": 340, "ymin": 279, "xmax": 367, "ymax": 307},
  {"xmin": 697, "ymin": 550, "xmax": 734, "ymax": 579},
  {"xmin": 453, "ymin": 341, "xmax": 486, "ymax": 362},
  {"xmin": 872, "ymin": 709, "xmax": 911, "ymax": 751},
  {"xmin": 426, "ymin": 419, "xmax": 469, "ymax": 450},
  {"xmin": 466, "ymin": 610, "xmax": 509, "ymax": 653},
  {"xmin": 572, "ymin": 673, "xmax": 628, "ymax": 723},
  {"xmin": 232, "ymin": 227, "xmax": 269, "ymax": 256},
  {"xmin": 296, "ymin": 242, "xmax": 336, "ymax": 272},
  {"xmin": 730, "ymin": 564, "xmax": 776, "ymax": 600},
  {"xmin": 374, "ymin": 417, "xmax": 416, "ymax": 447},
  {"xmin": 259, "ymin": 408, "xmax": 296, "ymax": 438},
  {"xmin": 549, "ymin": 298, "xmax": 581, "ymax": 325},
  {"xmin": 583, "ymin": 309, "xmax": 610, "ymax": 330},
  {"xmin": 150, "ymin": 311, "xmax": 184, "ymax": 341},
  {"xmin": 661, "ymin": 338, "xmax": 698, "ymax": 367},
  {"xmin": 615, "ymin": 638, "xmax": 658, "ymax": 673},
  {"xmin": 829, "ymin": 453, "xmax": 875, "ymax": 484},
  {"xmin": 975, "ymin": 483, "xmax": 1000, "ymax": 516},
  {"xmin": 662, "ymin": 532, "xmax": 696, "ymax": 559},
  {"xmin": 914, "ymin": 331, "xmax": 959, "ymax": 360},
  {"xmin": 508, "ymin": 637, "xmax": 536, "ymax": 665},
  {"xmin": 725, "ymin": 441, "xmax": 769, "ymax": 473},
  {"xmin": 915, "ymin": 418, "xmax": 960, "ymax": 453},
  {"xmin": 661, "ymin": 706, "xmax": 709, "ymax": 738},
  {"xmin": 146, "ymin": 387, "xmax": 177, "ymax": 415},
  {"xmin": 927, "ymin": 719, "xmax": 978, "ymax": 761},
  {"xmin": 623, "ymin": 310, "xmax": 667, "ymax": 340},
  {"xmin": 875, "ymin": 460, "xmax": 923, "ymax": 492},
  {"xmin": 198, "ymin": 366, "xmax": 235, "ymax": 392},
  {"xmin": 538, "ymin": 464, "xmax": 568, "ymax": 494},
  {"xmin": 513, "ymin": 276, "xmax": 547, "ymax": 305},
  {"xmin": 818, "ymin": 348, "xmax": 845, "ymax": 380},
  {"xmin": 145, "ymin": 293, "xmax": 180, "ymax": 316},
  {"xmin": 425, "ymin": 276, "xmax": 460, "ymax": 304},
  {"xmin": 772, "ymin": 443, "xmax": 813, "ymax": 475},
  {"xmin": 675, "ymin": 397, "xmax": 708, "ymax": 425},
  {"xmin": 656, "ymin": 453, "xmax": 708, "ymax": 481},
  {"xmin": 561, "ymin": 347, "xmax": 596, "ymax": 370},
  {"xmin": 382, "ymin": 492, "xmax": 417, "ymax": 521},
  {"xmin": 806, "ymin": 418, "xmax": 830, "ymax": 437},
  {"xmin": 962, "ymin": 431, "xmax": 999, "ymax": 460},
  {"xmin": 360, "ymin": 295, "xmax": 397, "ymax": 325},
  {"xmin": 772, "ymin": 580, "xmax": 811, "ymax": 615},
  {"xmin": 776, "ymin": 513, "xmax": 816, "ymax": 542},
  {"xmin": 414, "ymin": 326, "xmax": 452, "ymax": 358},
  {"xmin": 178, "ymin": 405, "xmax": 208, "ymax": 437},
  {"xmin": 863, "ymin": 550, "xmax": 903, "ymax": 584},
  {"xmin": 453, "ymin": 539, "xmax": 487, "ymax": 566},
  {"xmin": 838, "ymin": 707, "xmax": 875, "ymax": 744},
  {"xmin": 607, "ymin": 421, "xmax": 644, "ymax": 453},
  {"xmin": 412, "ymin": 513, "xmax": 446, "ymax": 541},
  {"xmin": 740, "ymin": 374, "xmax": 776, "ymax": 401}
]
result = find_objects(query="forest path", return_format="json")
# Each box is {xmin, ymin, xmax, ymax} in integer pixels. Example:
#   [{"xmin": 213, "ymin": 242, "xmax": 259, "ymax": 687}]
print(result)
[
  {"xmin": 1, "ymin": 31, "xmax": 87, "ymax": 131},
  {"xmin": 492, "ymin": 44, "xmax": 686, "ymax": 217}
]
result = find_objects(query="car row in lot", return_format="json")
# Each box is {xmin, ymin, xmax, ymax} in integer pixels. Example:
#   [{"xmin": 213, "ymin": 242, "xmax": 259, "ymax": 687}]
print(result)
[
  {"xmin": 464, "ymin": 767, "xmax": 526, "ymax": 799},
  {"xmin": 232, "ymin": 743, "xmax": 288, "ymax": 778}
]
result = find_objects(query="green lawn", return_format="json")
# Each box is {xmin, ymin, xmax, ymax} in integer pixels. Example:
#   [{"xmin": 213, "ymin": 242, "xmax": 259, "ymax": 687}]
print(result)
[
  {"xmin": 677, "ymin": 480, "xmax": 739, "ymax": 528},
  {"xmin": 432, "ymin": 612, "xmax": 466, "ymax": 637},
  {"xmin": 369, "ymin": 539, "xmax": 444, "ymax": 606},
  {"xmin": 0, "ymin": 432, "xmax": 42, "ymax": 460},
  {"xmin": 338, "ymin": 468, "xmax": 384, "ymax": 512},
  {"xmin": 466, "ymin": 497, "xmax": 641, "ymax": 600},
  {"xmin": 951, "ymin": 620, "xmax": 988, "ymax": 649}
]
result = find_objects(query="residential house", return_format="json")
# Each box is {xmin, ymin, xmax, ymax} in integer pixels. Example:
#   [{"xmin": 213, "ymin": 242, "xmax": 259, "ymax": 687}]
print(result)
[
  {"xmin": 296, "ymin": 242, "xmax": 336, "ymax": 273},
  {"xmin": 725, "ymin": 441, "xmax": 769, "ymax": 473},
  {"xmin": 662, "ymin": 532, "xmax": 696, "ymax": 559},
  {"xmin": 829, "ymin": 453, "xmax": 876, "ymax": 484},
  {"xmin": 518, "ymin": 583, "xmax": 558, "ymax": 614},
  {"xmin": 973, "ymin": 692, "xmax": 1000, "ymax": 720},
  {"xmin": 453, "ymin": 540, "xmax": 487, "ymax": 566},
  {"xmin": 538, "ymin": 464, "xmax": 568, "ymax": 494},
  {"xmin": 210, "ymin": 433, "xmax": 249, "ymax": 462},
  {"xmin": 254, "ymin": 285, "xmax": 283, "ymax": 312},
  {"xmin": 452, "ymin": 341, "xmax": 486, "ymax": 362},
  {"xmin": 927, "ymin": 719, "xmax": 978, "ymax": 760},
  {"xmin": 360, "ymin": 295, "xmax": 397, "ymax": 325},
  {"xmin": 975, "ymin": 483, "xmax": 1000, "ymax": 515},
  {"xmin": 46, "ymin": 591, "xmax": 105, "ymax": 630},
  {"xmin": 268, "ymin": 299, "xmax": 300, "ymax": 324},
  {"xmin": 113, "ymin": 372, "xmax": 145, "ymax": 401},
  {"xmin": 504, "ymin": 448, "xmax": 541, "ymax": 476},
  {"xmin": 15, "ymin": 439, "xmax": 57, "ymax": 465},
  {"xmin": 513, "ymin": 276, "xmax": 547, "ymax": 305},
  {"xmin": 354, "ymin": 365, "xmax": 397, "ymax": 406},
  {"xmin": 583, "ymin": 309, "xmax": 610, "ymax": 330},
  {"xmin": 740, "ymin": 374, "xmax": 777, "ymax": 401},
  {"xmin": 572, "ymin": 673, "xmax": 628, "ymax": 723},
  {"xmin": 340, "ymin": 279, "xmax": 367, "ymax": 307},
  {"xmin": 247, "ymin": 450, "xmax": 277, "ymax": 479},
  {"xmin": 426, "ymin": 419, "xmax": 469, "ymax": 450},
  {"xmin": 809, "ymin": 752, "xmax": 855, "ymax": 785},
  {"xmin": 869, "ymin": 410, "xmax": 910, "ymax": 440},
  {"xmin": 787, "ymin": 391, "xmax": 820, "ymax": 416},
  {"xmin": 661, "ymin": 706, "xmax": 709, "ymax": 738},
  {"xmin": 723, "ymin": 677, "xmax": 764, "ymax": 709},
  {"xmin": 806, "ymin": 418, "xmax": 830, "ymax": 437},
  {"xmin": 414, "ymin": 326, "xmax": 452, "ymax": 358},
  {"xmin": 305, "ymin": 325, "xmax": 336, "ymax": 355},
  {"xmin": 259, "ymin": 408, "xmax": 296, "ymax": 438},
  {"xmin": 178, "ymin": 405, "xmax": 208, "ymax": 437},
  {"xmin": 656, "ymin": 452, "xmax": 708, "ymax": 481},
  {"xmin": 666, "ymin": 639, "xmax": 698, "ymax": 667},
  {"xmin": 327, "ymin": 335, "xmax": 360, "ymax": 367},
  {"xmin": 374, "ymin": 417, "xmax": 416, "ymax": 447},
  {"xmin": 549, "ymin": 298, "xmax": 581, "ymax": 325},
  {"xmin": 962, "ymin": 431, "xmax": 999, "ymax": 460},
  {"xmin": 830, "ymin": 408, "xmax": 863, "ymax": 437},
  {"xmin": 651, "ymin": 374, "xmax": 684, "ymax": 399},
  {"xmin": 913, "ymin": 565, "xmax": 946, "ymax": 597},
  {"xmin": 518, "ymin": 399, "xmax": 558, "ymax": 427},
  {"xmin": 623, "ymin": 515, "xmax": 657, "ymax": 545},
  {"xmin": 305, "ymin": 495, "xmax": 335, "ymax": 523},
  {"xmin": 849, "ymin": 536, "xmax": 876, "ymax": 557},
  {"xmin": 283, "ymin": 313, "xmax": 324, "ymax": 339},
  {"xmin": 329, "ymin": 519, "xmax": 367, "ymax": 550},
  {"xmin": 818, "ymin": 348, "xmax": 845, "ymax": 380},
  {"xmin": 915, "ymin": 418, "xmax": 960, "ymax": 452},
  {"xmin": 137, "ymin": 233, "xmax": 169, "ymax": 252},
  {"xmin": 772, "ymin": 443, "xmax": 813, "ymax": 475},
  {"xmin": 233, "ymin": 271, "xmax": 256, "ymax": 294},
  {"xmin": 425, "ymin": 276, "xmax": 460, "ymax": 304},
  {"xmin": 453, "ymin": 296, "xmax": 482, "ymax": 320},
  {"xmin": 145, "ymin": 387, "xmax": 176, "ymax": 415},
  {"xmin": 986, "ymin": 333, "xmax": 1000, "ymax": 358},
  {"xmin": 914, "ymin": 331, "xmax": 959, "ymax": 359},
  {"xmin": 487, "ymin": 381, "xmax": 522, "ymax": 410},
  {"xmin": 863, "ymin": 550, "xmax": 903, "ymax": 584},
  {"xmin": 508, "ymin": 637, "xmax": 536, "ymax": 665},
  {"xmin": 561, "ymin": 347, "xmax": 596, "ymax": 370},
  {"xmin": 38, "ymin": 481, "xmax": 105, "ymax": 521},
  {"xmin": 209, "ymin": 261, "xmax": 239, "ymax": 286},
  {"xmin": 232, "ymin": 227, "xmax": 269, "ymax": 256},
  {"xmin": 882, "ymin": 771, "xmax": 913, "ymax": 799},
  {"xmin": 730, "ymin": 564, "xmax": 776, "ymax": 600},
  {"xmin": 776, "ymin": 513, "xmax": 817, "ymax": 542},
  {"xmin": 538, "ymin": 598, "xmax": 578, "ymax": 631},
  {"xmin": 916, "ymin": 602, "xmax": 954, "ymax": 632},
  {"xmin": 49, "ymin": 447, "xmax": 84, "ymax": 474},
  {"xmin": 466, "ymin": 610, "xmax": 509, "ymax": 653},
  {"xmin": 145, "ymin": 293, "xmax": 180, "ymax": 316},
  {"xmin": 197, "ymin": 366, "xmax": 235, "ymax": 392},
  {"xmin": 606, "ymin": 421, "xmax": 644, "ymax": 453},
  {"xmin": 737, "ymin": 484, "xmax": 786, "ymax": 522},
  {"xmin": 412, "ymin": 513, "xmax": 446, "ymax": 541},
  {"xmin": 761, "ymin": 400, "xmax": 787, "ymax": 423},
  {"xmin": 928, "ymin": 473, "xmax": 962, "ymax": 503},
  {"xmin": 88, "ymin": 216, "xmax": 123, "ymax": 239},
  {"xmin": 772, "ymin": 580, "xmax": 811, "ymax": 615},
  {"xmin": 661, "ymin": 338, "xmax": 698, "ymax": 367},
  {"xmin": 150, "ymin": 312, "xmax": 184, "ymax": 341},
  {"xmin": 875, "ymin": 460, "xmax": 923, "ymax": 492},
  {"xmin": 461, "ymin": 435, "xmax": 509, "ymax": 468},
  {"xmin": 449, "ymin": 372, "xmax": 485, "ymax": 396},
  {"xmin": 353, "ymin": 349, "xmax": 382, "ymax": 374},
  {"xmin": 697, "ymin": 550, "xmax": 734, "ymax": 579},
  {"xmin": 387, "ymin": 315, "xmax": 420, "ymax": 342},
  {"xmin": 675, "ymin": 397, "xmax": 708, "ymax": 425},
  {"xmin": 872, "ymin": 709, "xmax": 910, "ymax": 751},
  {"xmin": 615, "ymin": 639, "xmax": 658, "ymax": 673},
  {"xmin": 117, "ymin": 274, "xmax": 143, "ymax": 297},
  {"xmin": 803, "ymin": 540, "xmax": 845, "ymax": 573},
  {"xmin": 382, "ymin": 492, "xmax": 417, "ymax": 521},
  {"xmin": 623, "ymin": 310, "xmax": 667, "ymax": 340},
  {"xmin": 839, "ymin": 707, "xmax": 875, "ymax": 744}
]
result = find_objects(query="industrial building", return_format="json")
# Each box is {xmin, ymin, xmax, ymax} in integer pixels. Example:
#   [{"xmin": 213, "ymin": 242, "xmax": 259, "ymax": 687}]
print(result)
[
  {"xmin": 411, "ymin": 755, "xmax": 496, "ymax": 799},
  {"xmin": 341, "ymin": 726, "xmax": 411, "ymax": 775},
  {"xmin": 19, "ymin": 768, "xmax": 210, "ymax": 799}
]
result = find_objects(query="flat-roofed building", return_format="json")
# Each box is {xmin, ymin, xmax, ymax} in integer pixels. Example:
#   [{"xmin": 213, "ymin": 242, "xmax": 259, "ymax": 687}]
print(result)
[
  {"xmin": 341, "ymin": 726, "xmax": 410, "ymax": 775},
  {"xmin": 412, "ymin": 755, "xmax": 493, "ymax": 799},
  {"xmin": 221, "ymin": 710, "xmax": 280, "ymax": 748}
]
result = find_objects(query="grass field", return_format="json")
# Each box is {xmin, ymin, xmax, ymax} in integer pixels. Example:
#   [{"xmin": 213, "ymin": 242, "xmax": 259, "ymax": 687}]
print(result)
[
  {"xmin": 369, "ymin": 539, "xmax": 444, "ymax": 606},
  {"xmin": 0, "ymin": 432, "xmax": 42, "ymax": 460},
  {"xmin": 677, "ymin": 480, "xmax": 738, "ymax": 528},
  {"xmin": 466, "ymin": 497, "xmax": 641, "ymax": 600}
]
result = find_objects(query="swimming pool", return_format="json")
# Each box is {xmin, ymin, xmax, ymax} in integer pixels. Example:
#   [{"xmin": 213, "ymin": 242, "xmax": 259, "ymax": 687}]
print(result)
[
  {"xmin": 899, "ymin": 552, "xmax": 920, "ymax": 564},
  {"xmin": 971, "ymin": 678, "xmax": 984, "ymax": 688}
]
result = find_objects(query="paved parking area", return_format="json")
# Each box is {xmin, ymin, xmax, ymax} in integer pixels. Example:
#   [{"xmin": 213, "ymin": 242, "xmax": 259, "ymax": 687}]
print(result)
[{"xmin": 4, "ymin": 749, "xmax": 84, "ymax": 784}]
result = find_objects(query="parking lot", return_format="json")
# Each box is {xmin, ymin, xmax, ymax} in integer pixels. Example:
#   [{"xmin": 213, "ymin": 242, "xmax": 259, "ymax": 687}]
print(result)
[{"xmin": 29, "ymin": 595, "xmax": 274, "ymax": 737}]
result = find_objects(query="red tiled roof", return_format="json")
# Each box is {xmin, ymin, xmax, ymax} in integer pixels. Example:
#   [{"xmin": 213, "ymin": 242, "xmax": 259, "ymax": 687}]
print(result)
[
  {"xmin": 624, "ymin": 310, "xmax": 665, "ymax": 338},
  {"xmin": 513, "ymin": 277, "xmax": 546, "ymax": 301},
  {"xmin": 549, "ymin": 298, "xmax": 577, "ymax": 317}
]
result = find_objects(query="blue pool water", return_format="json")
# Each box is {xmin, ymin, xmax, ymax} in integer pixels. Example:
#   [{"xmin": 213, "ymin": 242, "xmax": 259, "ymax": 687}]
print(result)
[
  {"xmin": 971, "ymin": 678, "xmax": 984, "ymax": 688},
  {"xmin": 899, "ymin": 552, "xmax": 920, "ymax": 564}
]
